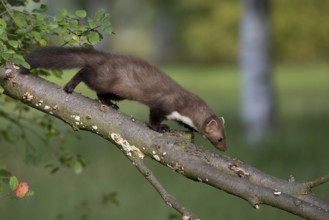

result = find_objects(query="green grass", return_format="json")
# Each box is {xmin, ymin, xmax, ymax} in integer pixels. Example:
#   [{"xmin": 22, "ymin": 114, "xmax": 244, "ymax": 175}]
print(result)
[{"xmin": 1, "ymin": 65, "xmax": 328, "ymax": 220}]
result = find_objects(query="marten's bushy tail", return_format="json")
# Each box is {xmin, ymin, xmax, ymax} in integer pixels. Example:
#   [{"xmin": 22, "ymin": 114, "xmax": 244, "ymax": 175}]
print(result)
[{"xmin": 26, "ymin": 47, "xmax": 107, "ymax": 70}]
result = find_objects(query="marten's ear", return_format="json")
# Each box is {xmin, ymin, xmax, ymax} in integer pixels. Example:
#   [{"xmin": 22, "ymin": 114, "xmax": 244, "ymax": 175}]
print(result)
[
  {"xmin": 205, "ymin": 119, "xmax": 218, "ymax": 134},
  {"xmin": 219, "ymin": 117, "xmax": 225, "ymax": 125}
]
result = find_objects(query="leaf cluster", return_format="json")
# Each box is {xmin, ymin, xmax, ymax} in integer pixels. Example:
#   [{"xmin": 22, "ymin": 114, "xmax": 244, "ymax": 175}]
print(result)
[
  {"xmin": 0, "ymin": 0, "xmax": 112, "ymax": 68},
  {"xmin": 45, "ymin": 153, "xmax": 88, "ymax": 175},
  {"xmin": 0, "ymin": 163, "xmax": 34, "ymax": 198},
  {"xmin": 0, "ymin": 0, "xmax": 112, "ymax": 199}
]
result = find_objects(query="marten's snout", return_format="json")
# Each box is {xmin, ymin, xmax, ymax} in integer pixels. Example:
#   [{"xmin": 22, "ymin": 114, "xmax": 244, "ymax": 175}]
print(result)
[
  {"xmin": 207, "ymin": 133, "xmax": 226, "ymax": 151},
  {"xmin": 215, "ymin": 137, "xmax": 226, "ymax": 152}
]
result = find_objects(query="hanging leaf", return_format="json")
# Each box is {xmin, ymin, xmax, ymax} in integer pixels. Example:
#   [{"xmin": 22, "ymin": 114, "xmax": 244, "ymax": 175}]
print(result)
[
  {"xmin": 0, "ymin": 18, "xmax": 7, "ymax": 28},
  {"xmin": 6, "ymin": 0, "xmax": 26, "ymax": 6},
  {"xmin": 86, "ymin": 31, "xmax": 102, "ymax": 45},
  {"xmin": 0, "ymin": 169, "xmax": 12, "ymax": 182},
  {"xmin": 9, "ymin": 176, "xmax": 19, "ymax": 191},
  {"xmin": 8, "ymin": 40, "xmax": 19, "ymax": 48},
  {"xmin": 11, "ymin": 54, "xmax": 30, "ymax": 69},
  {"xmin": 32, "ymin": 4, "xmax": 48, "ymax": 13},
  {"xmin": 75, "ymin": 10, "xmax": 87, "ymax": 18}
]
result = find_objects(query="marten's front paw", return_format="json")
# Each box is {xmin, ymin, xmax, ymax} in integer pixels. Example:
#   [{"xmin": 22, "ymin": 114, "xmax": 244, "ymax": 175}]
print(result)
[
  {"xmin": 63, "ymin": 85, "xmax": 74, "ymax": 94},
  {"xmin": 148, "ymin": 123, "xmax": 171, "ymax": 133},
  {"xmin": 158, "ymin": 124, "xmax": 171, "ymax": 132},
  {"xmin": 101, "ymin": 101, "xmax": 119, "ymax": 110},
  {"xmin": 110, "ymin": 103, "xmax": 119, "ymax": 110}
]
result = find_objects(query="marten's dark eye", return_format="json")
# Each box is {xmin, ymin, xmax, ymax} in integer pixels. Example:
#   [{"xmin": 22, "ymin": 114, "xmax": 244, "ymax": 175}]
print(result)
[{"xmin": 218, "ymin": 137, "xmax": 223, "ymax": 143}]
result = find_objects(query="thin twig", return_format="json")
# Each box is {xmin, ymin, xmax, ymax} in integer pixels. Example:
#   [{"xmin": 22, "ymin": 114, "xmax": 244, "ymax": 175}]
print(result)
[
  {"xmin": 305, "ymin": 174, "xmax": 329, "ymax": 189},
  {"xmin": 109, "ymin": 133, "xmax": 199, "ymax": 219},
  {"xmin": 0, "ymin": 0, "xmax": 15, "ymax": 21},
  {"xmin": 134, "ymin": 159, "xmax": 199, "ymax": 220}
]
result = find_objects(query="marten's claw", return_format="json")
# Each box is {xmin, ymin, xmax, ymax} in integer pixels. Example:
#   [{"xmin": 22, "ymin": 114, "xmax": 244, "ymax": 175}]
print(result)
[
  {"xmin": 63, "ymin": 85, "xmax": 74, "ymax": 94},
  {"xmin": 110, "ymin": 103, "xmax": 119, "ymax": 110},
  {"xmin": 147, "ymin": 123, "xmax": 171, "ymax": 133}
]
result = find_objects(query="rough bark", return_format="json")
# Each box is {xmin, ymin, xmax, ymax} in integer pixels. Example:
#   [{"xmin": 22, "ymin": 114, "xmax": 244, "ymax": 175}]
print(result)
[{"xmin": 1, "ymin": 64, "xmax": 329, "ymax": 220}]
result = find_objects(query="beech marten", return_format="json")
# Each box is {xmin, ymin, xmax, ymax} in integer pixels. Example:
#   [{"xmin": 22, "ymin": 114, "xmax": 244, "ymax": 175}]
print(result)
[{"xmin": 24, "ymin": 47, "xmax": 227, "ymax": 151}]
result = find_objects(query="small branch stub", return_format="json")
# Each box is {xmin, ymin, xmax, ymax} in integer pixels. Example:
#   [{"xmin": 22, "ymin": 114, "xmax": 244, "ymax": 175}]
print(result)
[{"xmin": 228, "ymin": 162, "xmax": 250, "ymax": 178}]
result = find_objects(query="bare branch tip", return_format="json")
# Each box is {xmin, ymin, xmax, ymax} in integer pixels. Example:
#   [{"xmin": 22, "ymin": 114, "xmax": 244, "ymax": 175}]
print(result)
[
  {"xmin": 182, "ymin": 215, "xmax": 200, "ymax": 220},
  {"xmin": 306, "ymin": 174, "xmax": 329, "ymax": 189},
  {"xmin": 248, "ymin": 196, "xmax": 261, "ymax": 210}
]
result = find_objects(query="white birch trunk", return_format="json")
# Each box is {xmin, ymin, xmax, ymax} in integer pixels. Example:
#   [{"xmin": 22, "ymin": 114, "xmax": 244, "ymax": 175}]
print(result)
[{"xmin": 240, "ymin": 0, "xmax": 275, "ymax": 141}]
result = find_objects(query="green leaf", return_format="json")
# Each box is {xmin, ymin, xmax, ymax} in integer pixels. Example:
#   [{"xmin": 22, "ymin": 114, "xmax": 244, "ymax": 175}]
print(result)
[
  {"xmin": 0, "ymin": 27, "xmax": 6, "ymax": 36},
  {"xmin": 31, "ymin": 31, "xmax": 41, "ymax": 41},
  {"xmin": 39, "ymin": 39, "xmax": 48, "ymax": 46},
  {"xmin": 57, "ymin": 8, "xmax": 68, "ymax": 18},
  {"xmin": 0, "ymin": 169, "xmax": 12, "ymax": 181},
  {"xmin": 47, "ymin": 22, "xmax": 59, "ymax": 30},
  {"xmin": 103, "ymin": 24, "xmax": 113, "ymax": 35},
  {"xmin": 11, "ymin": 54, "xmax": 30, "ymax": 69},
  {"xmin": 50, "ymin": 167, "xmax": 60, "ymax": 174},
  {"xmin": 75, "ymin": 10, "xmax": 87, "ymax": 18},
  {"xmin": 95, "ymin": 8, "xmax": 106, "ymax": 19},
  {"xmin": 2, "ymin": 50, "xmax": 15, "ymax": 59},
  {"xmin": 73, "ymin": 161, "xmax": 83, "ymax": 174},
  {"xmin": 31, "ymin": 68, "xmax": 51, "ymax": 76},
  {"xmin": 9, "ymin": 176, "xmax": 19, "ymax": 191},
  {"xmin": 6, "ymin": 0, "xmax": 27, "ymax": 6},
  {"xmin": 88, "ymin": 18, "xmax": 98, "ymax": 29},
  {"xmin": 26, "ymin": 190, "xmax": 35, "ymax": 197},
  {"xmin": 0, "ymin": 18, "xmax": 7, "ymax": 28},
  {"xmin": 14, "ymin": 14, "xmax": 27, "ymax": 27},
  {"xmin": 0, "ymin": 161, "xmax": 6, "ymax": 170},
  {"xmin": 51, "ymin": 69, "xmax": 63, "ymax": 79},
  {"xmin": 102, "ymin": 192, "xmax": 120, "ymax": 206},
  {"xmin": 39, "ymin": 4, "xmax": 48, "ymax": 12},
  {"xmin": 8, "ymin": 40, "xmax": 19, "ymax": 48},
  {"xmin": 87, "ymin": 31, "xmax": 101, "ymax": 45},
  {"xmin": 32, "ymin": 4, "xmax": 48, "ymax": 13}
]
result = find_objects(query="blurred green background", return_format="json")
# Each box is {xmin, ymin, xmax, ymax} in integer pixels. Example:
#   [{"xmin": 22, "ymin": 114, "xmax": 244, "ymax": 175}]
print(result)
[{"xmin": 1, "ymin": 0, "xmax": 329, "ymax": 219}]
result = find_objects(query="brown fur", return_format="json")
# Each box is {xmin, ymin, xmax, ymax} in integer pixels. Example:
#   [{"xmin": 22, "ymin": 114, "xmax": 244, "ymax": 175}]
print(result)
[{"xmin": 25, "ymin": 47, "xmax": 227, "ymax": 151}]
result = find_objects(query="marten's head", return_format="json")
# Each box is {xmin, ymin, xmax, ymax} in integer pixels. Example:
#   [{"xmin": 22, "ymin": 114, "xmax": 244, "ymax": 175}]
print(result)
[{"xmin": 203, "ymin": 117, "xmax": 226, "ymax": 151}]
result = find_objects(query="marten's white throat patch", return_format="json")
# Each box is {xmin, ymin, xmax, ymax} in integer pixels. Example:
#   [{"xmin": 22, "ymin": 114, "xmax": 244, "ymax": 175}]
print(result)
[{"xmin": 166, "ymin": 111, "xmax": 197, "ymax": 130}]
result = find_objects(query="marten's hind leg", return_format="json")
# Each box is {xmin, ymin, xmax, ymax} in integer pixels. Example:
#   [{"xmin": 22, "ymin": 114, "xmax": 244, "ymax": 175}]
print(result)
[
  {"xmin": 64, "ymin": 67, "xmax": 91, "ymax": 93},
  {"xmin": 97, "ymin": 93, "xmax": 124, "ymax": 110}
]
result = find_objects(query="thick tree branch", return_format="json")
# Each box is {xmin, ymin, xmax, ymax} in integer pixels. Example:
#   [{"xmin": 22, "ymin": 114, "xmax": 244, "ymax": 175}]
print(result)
[{"xmin": 1, "ymin": 63, "xmax": 329, "ymax": 220}]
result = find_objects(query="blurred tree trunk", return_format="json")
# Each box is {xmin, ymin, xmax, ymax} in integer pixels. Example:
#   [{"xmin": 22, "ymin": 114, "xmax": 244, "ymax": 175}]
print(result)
[
  {"xmin": 151, "ymin": 0, "xmax": 176, "ymax": 63},
  {"xmin": 154, "ymin": 10, "xmax": 174, "ymax": 63},
  {"xmin": 240, "ymin": 0, "xmax": 275, "ymax": 141}
]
